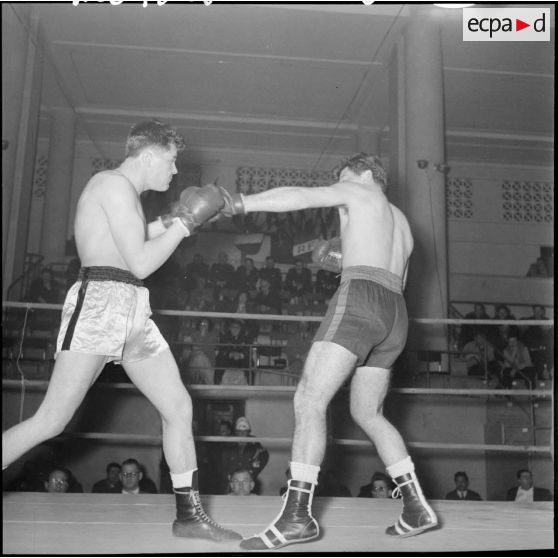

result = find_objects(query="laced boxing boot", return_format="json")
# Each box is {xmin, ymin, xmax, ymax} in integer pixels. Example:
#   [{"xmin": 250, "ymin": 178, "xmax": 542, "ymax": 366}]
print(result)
[
  {"xmin": 240, "ymin": 479, "xmax": 319, "ymax": 550},
  {"xmin": 172, "ymin": 471, "xmax": 241, "ymax": 542},
  {"xmin": 385, "ymin": 470, "xmax": 438, "ymax": 538}
]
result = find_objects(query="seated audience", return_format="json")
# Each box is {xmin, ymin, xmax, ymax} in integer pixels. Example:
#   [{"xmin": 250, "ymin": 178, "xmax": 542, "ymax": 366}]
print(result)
[
  {"xmin": 92, "ymin": 462, "xmax": 122, "ymax": 493},
  {"xmin": 459, "ymin": 303, "xmax": 491, "ymax": 348},
  {"xmin": 284, "ymin": 261, "xmax": 312, "ymax": 302},
  {"xmin": 209, "ymin": 251, "xmax": 235, "ymax": 289},
  {"xmin": 45, "ymin": 469, "xmax": 71, "ymax": 494},
  {"xmin": 187, "ymin": 275, "xmax": 215, "ymax": 312},
  {"xmin": 506, "ymin": 469, "xmax": 552, "ymax": 502},
  {"xmin": 184, "ymin": 253, "xmax": 209, "ymax": 290},
  {"xmin": 214, "ymin": 417, "xmax": 269, "ymax": 495},
  {"xmin": 215, "ymin": 319, "xmax": 252, "ymax": 385},
  {"xmin": 358, "ymin": 471, "xmax": 394, "ymax": 499},
  {"xmin": 182, "ymin": 318, "xmax": 217, "ymax": 385},
  {"xmin": 489, "ymin": 304, "xmax": 518, "ymax": 356},
  {"xmin": 233, "ymin": 257, "xmax": 259, "ymax": 295},
  {"xmin": 28, "ymin": 268, "xmax": 62, "ymax": 303},
  {"xmin": 520, "ymin": 305, "xmax": 553, "ymax": 380},
  {"xmin": 258, "ymin": 256, "xmax": 283, "ymax": 294},
  {"xmin": 7, "ymin": 460, "xmax": 46, "ymax": 492},
  {"xmin": 253, "ymin": 278, "xmax": 282, "ymax": 314},
  {"xmin": 120, "ymin": 458, "xmax": 158, "ymax": 495},
  {"xmin": 316, "ymin": 470, "xmax": 351, "ymax": 497},
  {"xmin": 228, "ymin": 469, "xmax": 257, "ymax": 496},
  {"xmin": 445, "ymin": 471, "xmax": 482, "ymax": 501},
  {"xmin": 462, "ymin": 331, "xmax": 501, "ymax": 382},
  {"xmin": 526, "ymin": 257, "xmax": 549, "ymax": 278},
  {"xmin": 501, "ymin": 333, "xmax": 536, "ymax": 389},
  {"xmin": 315, "ymin": 268, "xmax": 340, "ymax": 303}
]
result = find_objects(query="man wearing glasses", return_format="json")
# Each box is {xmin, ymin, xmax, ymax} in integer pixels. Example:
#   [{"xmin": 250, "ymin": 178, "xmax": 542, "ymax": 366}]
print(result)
[{"xmin": 228, "ymin": 469, "xmax": 256, "ymax": 496}]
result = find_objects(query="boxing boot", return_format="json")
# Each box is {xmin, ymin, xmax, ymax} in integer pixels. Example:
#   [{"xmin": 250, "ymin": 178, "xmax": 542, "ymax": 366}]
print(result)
[
  {"xmin": 386, "ymin": 470, "xmax": 438, "ymax": 538},
  {"xmin": 172, "ymin": 471, "xmax": 241, "ymax": 542},
  {"xmin": 240, "ymin": 479, "xmax": 319, "ymax": 550}
]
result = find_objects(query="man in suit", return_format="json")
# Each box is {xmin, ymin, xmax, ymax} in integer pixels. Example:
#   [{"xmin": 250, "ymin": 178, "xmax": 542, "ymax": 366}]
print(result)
[
  {"xmin": 445, "ymin": 471, "xmax": 482, "ymax": 501},
  {"xmin": 506, "ymin": 469, "xmax": 552, "ymax": 502}
]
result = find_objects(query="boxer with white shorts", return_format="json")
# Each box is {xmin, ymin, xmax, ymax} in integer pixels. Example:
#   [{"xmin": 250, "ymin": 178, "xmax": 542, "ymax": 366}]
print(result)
[{"xmin": 2, "ymin": 120, "xmax": 240, "ymax": 543}]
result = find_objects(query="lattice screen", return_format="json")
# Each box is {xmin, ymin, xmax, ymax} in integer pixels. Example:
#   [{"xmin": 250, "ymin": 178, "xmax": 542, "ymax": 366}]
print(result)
[
  {"xmin": 502, "ymin": 181, "xmax": 553, "ymax": 223},
  {"xmin": 236, "ymin": 166, "xmax": 332, "ymax": 194},
  {"xmin": 91, "ymin": 158, "xmax": 121, "ymax": 176},
  {"xmin": 446, "ymin": 177, "xmax": 474, "ymax": 219},
  {"xmin": 32, "ymin": 155, "xmax": 48, "ymax": 198}
]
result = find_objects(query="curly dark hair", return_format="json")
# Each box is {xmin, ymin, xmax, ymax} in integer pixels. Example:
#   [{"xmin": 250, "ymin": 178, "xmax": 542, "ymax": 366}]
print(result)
[
  {"xmin": 125, "ymin": 119, "xmax": 185, "ymax": 158},
  {"xmin": 333, "ymin": 152, "xmax": 388, "ymax": 192}
]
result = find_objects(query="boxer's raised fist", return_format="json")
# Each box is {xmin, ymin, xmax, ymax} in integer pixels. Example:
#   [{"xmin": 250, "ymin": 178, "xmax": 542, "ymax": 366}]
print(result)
[
  {"xmin": 312, "ymin": 237, "xmax": 342, "ymax": 273},
  {"xmin": 161, "ymin": 184, "xmax": 224, "ymax": 234}
]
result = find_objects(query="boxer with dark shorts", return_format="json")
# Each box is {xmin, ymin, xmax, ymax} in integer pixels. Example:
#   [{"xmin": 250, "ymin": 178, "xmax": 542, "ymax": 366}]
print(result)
[
  {"xmin": 219, "ymin": 152, "xmax": 438, "ymax": 549},
  {"xmin": 2, "ymin": 120, "xmax": 240, "ymax": 543}
]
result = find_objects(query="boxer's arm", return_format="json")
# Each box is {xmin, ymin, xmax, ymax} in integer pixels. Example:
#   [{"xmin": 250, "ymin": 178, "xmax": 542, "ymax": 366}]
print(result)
[
  {"xmin": 240, "ymin": 184, "xmax": 351, "ymax": 214},
  {"xmin": 146, "ymin": 218, "xmax": 168, "ymax": 239},
  {"xmin": 101, "ymin": 180, "xmax": 187, "ymax": 279}
]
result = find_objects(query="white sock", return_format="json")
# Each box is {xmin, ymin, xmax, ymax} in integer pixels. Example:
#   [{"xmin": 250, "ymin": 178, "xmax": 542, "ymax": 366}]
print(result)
[
  {"xmin": 386, "ymin": 456, "xmax": 415, "ymax": 480},
  {"xmin": 170, "ymin": 469, "xmax": 196, "ymax": 489},
  {"xmin": 289, "ymin": 461, "xmax": 320, "ymax": 485}
]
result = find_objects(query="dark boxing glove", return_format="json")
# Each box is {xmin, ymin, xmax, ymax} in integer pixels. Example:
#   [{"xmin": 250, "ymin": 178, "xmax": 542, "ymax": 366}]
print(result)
[
  {"xmin": 161, "ymin": 185, "xmax": 225, "ymax": 235},
  {"xmin": 312, "ymin": 237, "xmax": 343, "ymax": 273},
  {"xmin": 219, "ymin": 187, "xmax": 246, "ymax": 217}
]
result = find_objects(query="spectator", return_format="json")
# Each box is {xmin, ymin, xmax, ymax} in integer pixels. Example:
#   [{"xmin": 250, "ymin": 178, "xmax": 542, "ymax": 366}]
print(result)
[
  {"xmin": 217, "ymin": 419, "xmax": 233, "ymax": 437},
  {"xmin": 228, "ymin": 469, "xmax": 257, "ymax": 496},
  {"xmin": 284, "ymin": 321, "xmax": 313, "ymax": 377},
  {"xmin": 285, "ymin": 261, "xmax": 312, "ymax": 303},
  {"xmin": 253, "ymin": 278, "xmax": 282, "ymax": 315},
  {"xmin": 445, "ymin": 472, "xmax": 482, "ymax": 501},
  {"xmin": 501, "ymin": 333, "xmax": 536, "ymax": 389},
  {"xmin": 120, "ymin": 458, "xmax": 157, "ymax": 495},
  {"xmin": 7, "ymin": 460, "xmax": 46, "ymax": 492},
  {"xmin": 210, "ymin": 251, "xmax": 235, "ymax": 289},
  {"xmin": 315, "ymin": 268, "xmax": 340, "ymax": 303},
  {"xmin": 489, "ymin": 304, "xmax": 518, "ymax": 357},
  {"xmin": 526, "ymin": 257, "xmax": 549, "ymax": 278},
  {"xmin": 184, "ymin": 253, "xmax": 209, "ymax": 290},
  {"xmin": 92, "ymin": 462, "xmax": 122, "ymax": 493},
  {"xmin": 215, "ymin": 417, "xmax": 269, "ymax": 494},
  {"xmin": 187, "ymin": 275, "xmax": 215, "ymax": 312},
  {"xmin": 215, "ymin": 320, "xmax": 251, "ymax": 385},
  {"xmin": 316, "ymin": 470, "xmax": 351, "ymax": 497},
  {"xmin": 258, "ymin": 256, "xmax": 282, "ymax": 294},
  {"xmin": 459, "ymin": 303, "xmax": 491, "ymax": 348},
  {"xmin": 45, "ymin": 469, "xmax": 70, "ymax": 493},
  {"xmin": 358, "ymin": 472, "xmax": 394, "ymax": 499},
  {"xmin": 182, "ymin": 318, "xmax": 217, "ymax": 385},
  {"xmin": 462, "ymin": 331, "xmax": 501, "ymax": 382},
  {"xmin": 233, "ymin": 257, "xmax": 259, "ymax": 295},
  {"xmin": 506, "ymin": 469, "xmax": 552, "ymax": 502},
  {"xmin": 520, "ymin": 305, "xmax": 553, "ymax": 380},
  {"xmin": 28, "ymin": 268, "xmax": 61, "ymax": 303}
]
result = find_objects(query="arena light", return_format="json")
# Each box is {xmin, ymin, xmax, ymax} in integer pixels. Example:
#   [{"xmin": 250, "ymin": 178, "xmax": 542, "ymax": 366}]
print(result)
[{"xmin": 434, "ymin": 4, "xmax": 475, "ymax": 8}]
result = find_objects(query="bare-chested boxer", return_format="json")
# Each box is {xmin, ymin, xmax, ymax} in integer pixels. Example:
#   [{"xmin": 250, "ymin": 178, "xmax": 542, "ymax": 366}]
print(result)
[
  {"xmin": 219, "ymin": 153, "xmax": 438, "ymax": 549},
  {"xmin": 2, "ymin": 120, "xmax": 240, "ymax": 542}
]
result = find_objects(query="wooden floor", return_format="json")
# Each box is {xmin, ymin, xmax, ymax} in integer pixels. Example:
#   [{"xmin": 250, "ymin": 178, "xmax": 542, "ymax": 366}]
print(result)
[{"xmin": 2, "ymin": 492, "xmax": 554, "ymax": 554}]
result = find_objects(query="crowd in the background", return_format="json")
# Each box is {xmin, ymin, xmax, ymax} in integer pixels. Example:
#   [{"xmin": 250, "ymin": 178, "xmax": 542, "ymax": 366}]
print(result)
[{"xmin": 458, "ymin": 302, "xmax": 553, "ymax": 388}]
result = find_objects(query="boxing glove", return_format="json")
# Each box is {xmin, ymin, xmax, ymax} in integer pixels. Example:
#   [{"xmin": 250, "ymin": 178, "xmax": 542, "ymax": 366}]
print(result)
[
  {"xmin": 312, "ymin": 237, "xmax": 343, "ymax": 273},
  {"xmin": 161, "ymin": 185, "xmax": 225, "ymax": 234},
  {"xmin": 219, "ymin": 186, "xmax": 246, "ymax": 217}
]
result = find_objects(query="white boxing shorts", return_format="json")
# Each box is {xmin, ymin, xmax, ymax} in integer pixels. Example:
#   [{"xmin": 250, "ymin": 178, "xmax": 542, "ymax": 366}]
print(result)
[{"xmin": 56, "ymin": 266, "xmax": 168, "ymax": 364}]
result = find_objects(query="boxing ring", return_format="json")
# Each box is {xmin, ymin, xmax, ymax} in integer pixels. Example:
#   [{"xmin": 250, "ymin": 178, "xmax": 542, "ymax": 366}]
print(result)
[{"xmin": 2, "ymin": 303, "xmax": 555, "ymax": 553}]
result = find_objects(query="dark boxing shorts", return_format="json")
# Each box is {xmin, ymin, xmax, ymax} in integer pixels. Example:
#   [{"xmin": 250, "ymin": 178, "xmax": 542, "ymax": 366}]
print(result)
[
  {"xmin": 313, "ymin": 265, "xmax": 407, "ymax": 369},
  {"xmin": 56, "ymin": 266, "xmax": 168, "ymax": 364}
]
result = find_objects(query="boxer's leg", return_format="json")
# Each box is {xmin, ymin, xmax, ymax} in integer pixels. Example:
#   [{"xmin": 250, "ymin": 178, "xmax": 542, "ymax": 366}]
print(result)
[
  {"xmin": 123, "ymin": 348, "xmax": 241, "ymax": 542},
  {"xmin": 2, "ymin": 352, "xmax": 107, "ymax": 468},
  {"xmin": 350, "ymin": 366, "xmax": 437, "ymax": 538},
  {"xmin": 241, "ymin": 341, "xmax": 357, "ymax": 550}
]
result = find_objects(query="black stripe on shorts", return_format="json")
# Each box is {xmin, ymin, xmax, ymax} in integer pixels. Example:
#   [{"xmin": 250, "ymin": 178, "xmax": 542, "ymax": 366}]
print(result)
[{"xmin": 61, "ymin": 279, "xmax": 89, "ymax": 351}]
